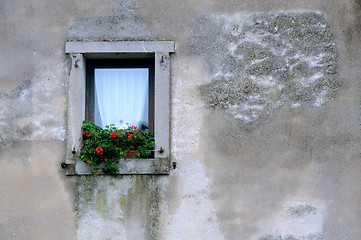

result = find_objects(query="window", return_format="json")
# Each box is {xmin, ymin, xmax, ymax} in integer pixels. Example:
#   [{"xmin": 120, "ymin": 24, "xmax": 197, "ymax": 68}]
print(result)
[
  {"xmin": 86, "ymin": 58, "xmax": 154, "ymax": 132},
  {"xmin": 64, "ymin": 41, "xmax": 174, "ymax": 175}
]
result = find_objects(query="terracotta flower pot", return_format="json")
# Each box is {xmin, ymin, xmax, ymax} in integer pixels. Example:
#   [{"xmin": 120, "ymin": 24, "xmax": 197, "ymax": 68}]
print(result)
[{"xmin": 125, "ymin": 150, "xmax": 137, "ymax": 158}]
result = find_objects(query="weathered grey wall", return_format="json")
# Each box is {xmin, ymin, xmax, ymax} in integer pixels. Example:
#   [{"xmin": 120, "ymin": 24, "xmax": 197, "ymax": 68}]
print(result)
[{"xmin": 1, "ymin": 0, "xmax": 361, "ymax": 239}]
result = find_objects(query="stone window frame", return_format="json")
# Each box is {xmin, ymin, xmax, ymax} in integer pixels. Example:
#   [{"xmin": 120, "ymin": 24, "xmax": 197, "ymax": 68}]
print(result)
[{"xmin": 64, "ymin": 41, "xmax": 174, "ymax": 175}]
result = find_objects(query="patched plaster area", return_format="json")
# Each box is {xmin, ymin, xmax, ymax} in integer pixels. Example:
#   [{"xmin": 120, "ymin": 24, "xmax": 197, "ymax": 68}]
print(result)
[
  {"xmin": 163, "ymin": 56, "xmax": 224, "ymax": 239},
  {"xmin": 158, "ymin": 154, "xmax": 225, "ymax": 240},
  {"xmin": 193, "ymin": 11, "xmax": 340, "ymax": 124},
  {"xmin": 256, "ymin": 202, "xmax": 324, "ymax": 240},
  {"xmin": 0, "ymin": 63, "xmax": 67, "ymax": 149}
]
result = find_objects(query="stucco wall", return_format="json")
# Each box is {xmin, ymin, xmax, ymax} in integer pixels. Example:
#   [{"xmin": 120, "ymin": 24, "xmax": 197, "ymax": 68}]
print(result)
[{"xmin": 1, "ymin": 0, "xmax": 361, "ymax": 239}]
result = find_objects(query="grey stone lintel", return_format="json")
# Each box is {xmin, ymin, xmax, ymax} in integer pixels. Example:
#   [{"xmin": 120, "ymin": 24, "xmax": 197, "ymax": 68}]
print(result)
[{"xmin": 65, "ymin": 41, "xmax": 175, "ymax": 54}]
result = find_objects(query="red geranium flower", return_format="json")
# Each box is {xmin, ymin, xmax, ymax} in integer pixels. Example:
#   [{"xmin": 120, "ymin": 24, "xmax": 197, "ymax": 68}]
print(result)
[{"xmin": 95, "ymin": 146, "xmax": 104, "ymax": 155}]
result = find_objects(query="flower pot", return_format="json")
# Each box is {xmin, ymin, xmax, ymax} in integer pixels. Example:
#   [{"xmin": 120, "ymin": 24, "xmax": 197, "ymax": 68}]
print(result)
[{"xmin": 125, "ymin": 150, "xmax": 137, "ymax": 158}]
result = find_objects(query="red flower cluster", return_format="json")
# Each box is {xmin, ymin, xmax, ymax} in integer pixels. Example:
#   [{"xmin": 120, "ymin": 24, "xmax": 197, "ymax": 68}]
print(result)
[
  {"xmin": 128, "ymin": 132, "xmax": 139, "ymax": 138},
  {"xmin": 95, "ymin": 146, "xmax": 104, "ymax": 155},
  {"xmin": 111, "ymin": 131, "xmax": 120, "ymax": 138},
  {"xmin": 127, "ymin": 126, "xmax": 140, "ymax": 138},
  {"xmin": 82, "ymin": 131, "xmax": 89, "ymax": 136},
  {"xmin": 130, "ymin": 126, "xmax": 139, "ymax": 131}
]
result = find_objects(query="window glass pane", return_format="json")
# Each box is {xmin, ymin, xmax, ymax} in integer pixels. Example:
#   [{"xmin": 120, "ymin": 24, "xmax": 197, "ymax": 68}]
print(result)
[{"xmin": 94, "ymin": 68, "xmax": 149, "ymax": 129}]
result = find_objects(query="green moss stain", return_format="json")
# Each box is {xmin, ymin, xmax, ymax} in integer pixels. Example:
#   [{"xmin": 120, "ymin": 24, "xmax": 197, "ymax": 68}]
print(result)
[
  {"xmin": 96, "ymin": 191, "xmax": 107, "ymax": 216},
  {"xmin": 75, "ymin": 176, "xmax": 98, "ymax": 214},
  {"xmin": 117, "ymin": 175, "xmax": 161, "ymax": 239},
  {"xmin": 120, "ymin": 195, "xmax": 126, "ymax": 210},
  {"xmin": 145, "ymin": 189, "xmax": 151, "ymax": 207},
  {"xmin": 75, "ymin": 175, "xmax": 162, "ymax": 239}
]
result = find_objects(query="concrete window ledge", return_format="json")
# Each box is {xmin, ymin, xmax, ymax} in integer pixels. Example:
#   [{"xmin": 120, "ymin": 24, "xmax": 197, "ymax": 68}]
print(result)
[
  {"xmin": 75, "ymin": 158, "xmax": 170, "ymax": 175},
  {"xmin": 64, "ymin": 41, "xmax": 174, "ymax": 175}
]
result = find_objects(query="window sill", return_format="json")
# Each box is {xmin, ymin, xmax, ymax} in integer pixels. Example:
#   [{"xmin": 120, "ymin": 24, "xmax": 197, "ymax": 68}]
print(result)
[{"xmin": 74, "ymin": 157, "xmax": 170, "ymax": 175}]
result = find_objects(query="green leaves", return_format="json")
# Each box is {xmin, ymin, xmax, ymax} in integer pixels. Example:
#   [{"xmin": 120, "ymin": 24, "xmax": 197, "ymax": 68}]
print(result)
[{"xmin": 79, "ymin": 121, "xmax": 155, "ymax": 176}]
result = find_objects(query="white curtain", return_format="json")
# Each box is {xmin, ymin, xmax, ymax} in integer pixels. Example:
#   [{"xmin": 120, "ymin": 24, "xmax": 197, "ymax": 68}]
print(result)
[{"xmin": 94, "ymin": 68, "xmax": 149, "ymax": 129}]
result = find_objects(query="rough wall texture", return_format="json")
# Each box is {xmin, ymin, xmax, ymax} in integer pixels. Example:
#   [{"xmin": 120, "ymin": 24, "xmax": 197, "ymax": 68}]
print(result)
[
  {"xmin": 1, "ymin": 0, "xmax": 361, "ymax": 240},
  {"xmin": 191, "ymin": 12, "xmax": 339, "ymax": 239},
  {"xmin": 190, "ymin": 10, "xmax": 361, "ymax": 240},
  {"xmin": 196, "ymin": 12, "xmax": 340, "ymax": 124},
  {"xmin": 0, "ymin": 1, "xmax": 77, "ymax": 239}
]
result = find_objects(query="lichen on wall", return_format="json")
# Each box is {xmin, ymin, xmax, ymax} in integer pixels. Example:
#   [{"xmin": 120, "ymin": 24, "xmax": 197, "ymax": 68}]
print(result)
[{"xmin": 192, "ymin": 11, "xmax": 341, "ymax": 124}]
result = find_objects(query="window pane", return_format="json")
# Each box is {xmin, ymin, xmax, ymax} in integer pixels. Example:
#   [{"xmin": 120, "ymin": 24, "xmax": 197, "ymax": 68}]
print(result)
[{"xmin": 94, "ymin": 68, "xmax": 149, "ymax": 129}]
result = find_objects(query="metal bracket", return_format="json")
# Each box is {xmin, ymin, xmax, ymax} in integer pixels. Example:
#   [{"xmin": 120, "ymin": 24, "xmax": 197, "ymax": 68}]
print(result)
[
  {"xmin": 159, "ymin": 147, "xmax": 164, "ymax": 153},
  {"xmin": 150, "ymin": 147, "xmax": 165, "ymax": 153},
  {"xmin": 61, "ymin": 162, "xmax": 70, "ymax": 169},
  {"xmin": 72, "ymin": 146, "xmax": 76, "ymax": 154}
]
